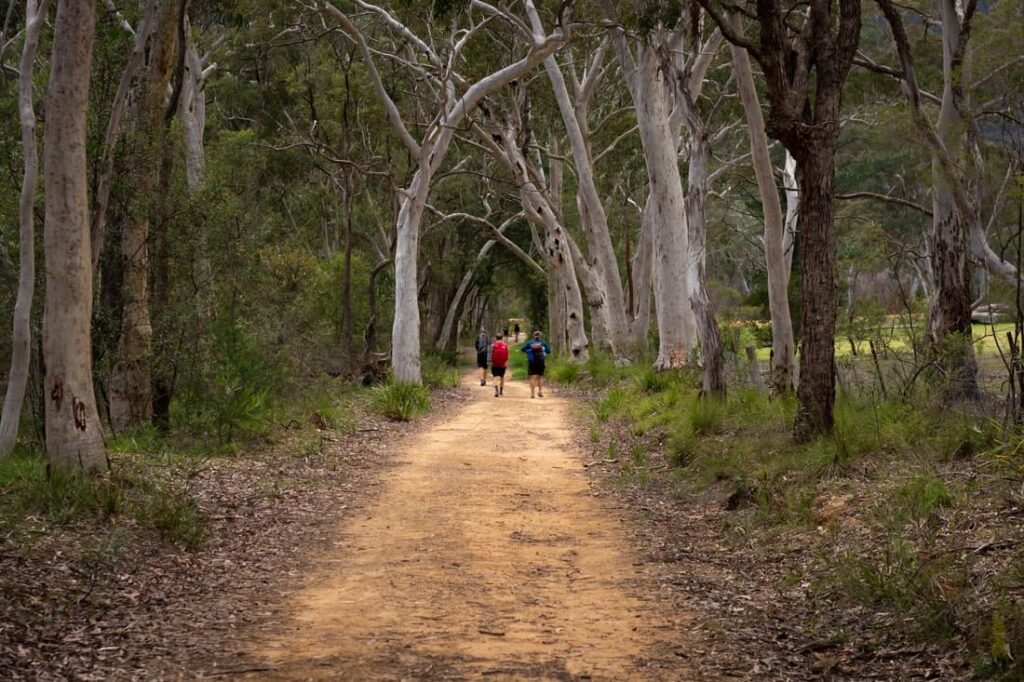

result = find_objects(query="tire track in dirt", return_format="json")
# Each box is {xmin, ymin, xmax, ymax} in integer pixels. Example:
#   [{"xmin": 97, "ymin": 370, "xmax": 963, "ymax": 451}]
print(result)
[{"xmin": 250, "ymin": 371, "xmax": 695, "ymax": 680}]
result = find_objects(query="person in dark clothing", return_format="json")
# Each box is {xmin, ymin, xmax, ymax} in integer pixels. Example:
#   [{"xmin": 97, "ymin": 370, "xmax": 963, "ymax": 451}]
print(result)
[
  {"xmin": 475, "ymin": 328, "xmax": 490, "ymax": 386},
  {"xmin": 513, "ymin": 322, "xmax": 521, "ymax": 342},
  {"xmin": 520, "ymin": 331, "xmax": 552, "ymax": 398}
]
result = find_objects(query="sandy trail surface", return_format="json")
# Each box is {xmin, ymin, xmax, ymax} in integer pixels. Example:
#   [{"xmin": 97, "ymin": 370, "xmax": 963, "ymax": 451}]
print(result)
[{"xmin": 252, "ymin": 371, "xmax": 692, "ymax": 680}]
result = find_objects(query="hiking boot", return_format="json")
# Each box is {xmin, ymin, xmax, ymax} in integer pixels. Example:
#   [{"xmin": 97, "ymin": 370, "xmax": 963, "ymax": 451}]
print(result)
[
  {"xmin": 480, "ymin": 379, "xmax": 486, "ymax": 386},
  {"xmin": 494, "ymin": 386, "xmax": 499, "ymax": 397},
  {"xmin": 499, "ymin": 386, "xmax": 503, "ymax": 395},
  {"xmin": 538, "ymin": 390, "xmax": 544, "ymax": 397}
]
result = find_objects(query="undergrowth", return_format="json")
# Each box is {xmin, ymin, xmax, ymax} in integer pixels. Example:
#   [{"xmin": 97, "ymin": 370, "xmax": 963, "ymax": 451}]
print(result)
[{"xmin": 557, "ymin": 352, "xmax": 1022, "ymax": 677}]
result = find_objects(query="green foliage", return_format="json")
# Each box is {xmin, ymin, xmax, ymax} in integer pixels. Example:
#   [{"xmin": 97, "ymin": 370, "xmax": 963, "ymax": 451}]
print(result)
[
  {"xmin": 594, "ymin": 387, "xmax": 628, "ymax": 422},
  {"xmin": 836, "ymin": 539, "xmax": 969, "ymax": 642},
  {"xmin": 421, "ymin": 352, "xmax": 460, "ymax": 388},
  {"xmin": 0, "ymin": 449, "xmax": 206, "ymax": 549},
  {"xmin": 372, "ymin": 382, "xmax": 430, "ymax": 421},
  {"xmin": 174, "ymin": 321, "xmax": 283, "ymax": 443}
]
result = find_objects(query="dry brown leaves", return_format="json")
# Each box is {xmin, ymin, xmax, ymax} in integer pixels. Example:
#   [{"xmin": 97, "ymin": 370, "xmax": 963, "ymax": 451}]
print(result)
[{"xmin": 0, "ymin": 388, "xmax": 466, "ymax": 680}]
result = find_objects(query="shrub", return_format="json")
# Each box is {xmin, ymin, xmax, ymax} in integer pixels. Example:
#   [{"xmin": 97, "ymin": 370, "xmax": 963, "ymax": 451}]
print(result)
[
  {"xmin": 422, "ymin": 352, "xmax": 460, "ymax": 388},
  {"xmin": 135, "ymin": 491, "xmax": 206, "ymax": 550},
  {"xmin": 372, "ymin": 383, "xmax": 430, "ymax": 421},
  {"xmin": 550, "ymin": 359, "xmax": 582, "ymax": 384}
]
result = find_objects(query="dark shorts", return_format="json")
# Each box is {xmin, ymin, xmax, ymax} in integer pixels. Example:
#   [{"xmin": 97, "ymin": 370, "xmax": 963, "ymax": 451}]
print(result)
[
  {"xmin": 491, "ymin": 366, "xmax": 506, "ymax": 377},
  {"xmin": 477, "ymin": 351, "xmax": 488, "ymax": 369},
  {"xmin": 528, "ymin": 360, "xmax": 546, "ymax": 377}
]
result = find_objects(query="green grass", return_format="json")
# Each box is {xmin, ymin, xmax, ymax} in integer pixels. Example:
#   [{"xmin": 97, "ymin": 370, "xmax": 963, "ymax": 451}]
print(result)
[
  {"xmin": 0, "ymin": 448, "xmax": 207, "ymax": 550},
  {"xmin": 372, "ymin": 382, "xmax": 430, "ymax": 421}
]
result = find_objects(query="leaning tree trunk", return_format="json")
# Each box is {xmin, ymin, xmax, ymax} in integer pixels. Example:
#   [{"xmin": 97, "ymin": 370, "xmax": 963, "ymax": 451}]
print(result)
[
  {"xmin": 535, "ymin": 36, "xmax": 630, "ymax": 358},
  {"xmin": 0, "ymin": 0, "xmax": 52, "ymax": 457},
  {"xmin": 627, "ymin": 201, "xmax": 655, "ymax": 350},
  {"xmin": 42, "ymin": 0, "xmax": 106, "ymax": 471},
  {"xmin": 792, "ymin": 137, "xmax": 840, "ymax": 441},
  {"xmin": 729, "ymin": 20, "xmax": 795, "ymax": 393},
  {"xmin": 500, "ymin": 131, "xmax": 589, "ymax": 360},
  {"xmin": 109, "ymin": 0, "xmax": 178, "ymax": 431}
]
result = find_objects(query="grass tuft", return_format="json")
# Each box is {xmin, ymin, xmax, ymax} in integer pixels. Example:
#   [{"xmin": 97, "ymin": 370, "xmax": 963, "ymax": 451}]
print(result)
[{"xmin": 372, "ymin": 382, "xmax": 430, "ymax": 421}]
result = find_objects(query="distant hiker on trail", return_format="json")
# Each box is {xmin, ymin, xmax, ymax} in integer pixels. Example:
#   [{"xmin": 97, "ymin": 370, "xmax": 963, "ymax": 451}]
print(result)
[
  {"xmin": 513, "ymin": 322, "xmax": 520, "ymax": 341},
  {"xmin": 491, "ymin": 333, "xmax": 509, "ymax": 397},
  {"xmin": 476, "ymin": 328, "xmax": 490, "ymax": 386},
  {"xmin": 502, "ymin": 323, "xmax": 510, "ymax": 340},
  {"xmin": 521, "ymin": 331, "xmax": 551, "ymax": 399}
]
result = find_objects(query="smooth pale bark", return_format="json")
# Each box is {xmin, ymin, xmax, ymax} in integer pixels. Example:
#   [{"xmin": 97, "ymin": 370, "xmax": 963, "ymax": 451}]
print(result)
[
  {"xmin": 43, "ymin": 0, "xmax": 106, "ymax": 471},
  {"xmin": 499, "ymin": 130, "xmax": 590, "ymax": 361},
  {"xmin": 729, "ymin": 16, "xmax": 795, "ymax": 393},
  {"xmin": 322, "ymin": 0, "xmax": 565, "ymax": 383},
  {"xmin": 109, "ymin": 1, "xmax": 178, "ymax": 431},
  {"xmin": 635, "ymin": 47, "xmax": 695, "ymax": 369},
  {"xmin": 0, "ymin": 0, "xmax": 52, "ymax": 457},
  {"xmin": 179, "ymin": 23, "xmax": 209, "ymax": 192},
  {"xmin": 783, "ymin": 150, "xmax": 799, "ymax": 275},
  {"xmin": 679, "ymin": 99, "xmax": 726, "ymax": 398},
  {"xmin": 525, "ymin": 5, "xmax": 628, "ymax": 357}
]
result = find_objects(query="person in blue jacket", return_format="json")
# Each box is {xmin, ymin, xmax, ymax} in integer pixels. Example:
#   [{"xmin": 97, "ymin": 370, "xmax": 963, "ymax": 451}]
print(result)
[{"xmin": 520, "ymin": 331, "xmax": 551, "ymax": 398}]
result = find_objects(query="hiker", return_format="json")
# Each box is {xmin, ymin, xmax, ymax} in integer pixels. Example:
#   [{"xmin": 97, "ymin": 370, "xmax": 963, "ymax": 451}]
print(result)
[
  {"xmin": 513, "ymin": 322, "xmax": 520, "ymax": 342},
  {"xmin": 521, "ymin": 331, "xmax": 551, "ymax": 398},
  {"xmin": 476, "ymin": 328, "xmax": 490, "ymax": 386},
  {"xmin": 490, "ymin": 333, "xmax": 509, "ymax": 397},
  {"xmin": 502, "ymin": 323, "xmax": 510, "ymax": 340}
]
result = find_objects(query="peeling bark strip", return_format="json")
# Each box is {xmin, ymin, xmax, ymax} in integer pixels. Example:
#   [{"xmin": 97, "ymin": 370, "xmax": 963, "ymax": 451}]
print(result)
[
  {"xmin": 0, "ymin": 0, "xmax": 53, "ymax": 458},
  {"xmin": 42, "ymin": 0, "xmax": 107, "ymax": 472}
]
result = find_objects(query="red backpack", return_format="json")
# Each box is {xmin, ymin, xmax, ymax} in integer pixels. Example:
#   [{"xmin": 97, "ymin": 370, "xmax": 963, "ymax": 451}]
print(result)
[{"xmin": 491, "ymin": 341, "xmax": 509, "ymax": 368}]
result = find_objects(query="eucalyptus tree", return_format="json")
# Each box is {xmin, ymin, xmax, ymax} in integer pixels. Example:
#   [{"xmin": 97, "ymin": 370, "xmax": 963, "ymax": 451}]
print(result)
[
  {"xmin": 43, "ymin": 0, "xmax": 106, "ymax": 470},
  {"xmin": 873, "ymin": 0, "xmax": 1024, "ymax": 397},
  {"xmin": 109, "ymin": 0, "xmax": 180, "ymax": 430},
  {"xmin": 728, "ymin": 11, "xmax": 796, "ymax": 394},
  {"xmin": 699, "ymin": 0, "xmax": 862, "ymax": 439},
  {"xmin": 0, "ymin": 0, "xmax": 52, "ymax": 457},
  {"xmin": 316, "ymin": 0, "xmax": 568, "ymax": 383},
  {"xmin": 602, "ymin": 2, "xmax": 698, "ymax": 370}
]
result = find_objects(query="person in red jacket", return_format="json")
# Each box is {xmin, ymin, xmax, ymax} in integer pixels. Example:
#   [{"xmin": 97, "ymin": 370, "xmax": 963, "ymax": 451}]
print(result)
[{"xmin": 490, "ymin": 333, "xmax": 509, "ymax": 397}]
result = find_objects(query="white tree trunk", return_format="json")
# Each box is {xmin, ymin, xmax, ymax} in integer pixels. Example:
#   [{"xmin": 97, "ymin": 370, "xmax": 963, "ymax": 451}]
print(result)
[
  {"xmin": 782, "ymin": 150, "xmax": 799, "ymax": 275},
  {"xmin": 322, "ymin": 0, "xmax": 566, "ymax": 383},
  {"xmin": 0, "ymin": 0, "xmax": 52, "ymax": 457},
  {"xmin": 43, "ymin": 0, "xmax": 106, "ymax": 471},
  {"xmin": 730, "ymin": 20, "xmax": 795, "ymax": 393},
  {"xmin": 500, "ymin": 131, "xmax": 589, "ymax": 361},
  {"xmin": 634, "ymin": 47, "xmax": 695, "ymax": 369},
  {"xmin": 179, "ymin": 25, "xmax": 207, "ymax": 191},
  {"xmin": 391, "ymin": 167, "xmax": 430, "ymax": 383},
  {"xmin": 684, "ymin": 127, "xmax": 726, "ymax": 397},
  {"xmin": 527, "ymin": 7, "xmax": 629, "ymax": 357}
]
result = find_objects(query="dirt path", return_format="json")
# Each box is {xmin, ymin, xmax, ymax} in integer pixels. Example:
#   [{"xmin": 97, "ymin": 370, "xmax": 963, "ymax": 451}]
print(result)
[{"xmin": 251, "ymin": 372, "xmax": 691, "ymax": 680}]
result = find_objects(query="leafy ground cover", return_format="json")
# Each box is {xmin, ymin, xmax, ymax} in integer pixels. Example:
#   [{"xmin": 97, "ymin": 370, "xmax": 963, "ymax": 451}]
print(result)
[
  {"xmin": 0, "ymin": 369, "xmax": 465, "ymax": 679},
  {"xmin": 555, "ymin": 354, "xmax": 1024, "ymax": 679}
]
